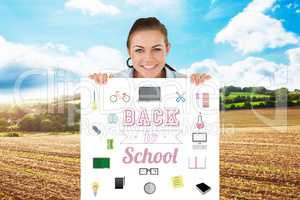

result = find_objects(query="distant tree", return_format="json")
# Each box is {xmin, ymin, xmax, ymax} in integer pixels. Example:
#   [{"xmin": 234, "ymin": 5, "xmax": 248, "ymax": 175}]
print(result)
[
  {"xmin": 275, "ymin": 88, "xmax": 288, "ymax": 107},
  {"xmin": 265, "ymin": 100, "xmax": 275, "ymax": 108},
  {"xmin": 224, "ymin": 89, "xmax": 230, "ymax": 97},
  {"xmin": 258, "ymin": 102, "xmax": 265, "ymax": 108},
  {"xmin": 40, "ymin": 119, "xmax": 54, "ymax": 132},
  {"xmin": 66, "ymin": 122, "xmax": 80, "ymax": 132},
  {"xmin": 253, "ymin": 87, "xmax": 267, "ymax": 93},
  {"xmin": 225, "ymin": 86, "xmax": 242, "ymax": 93},
  {"xmin": 8, "ymin": 106, "xmax": 26, "ymax": 120},
  {"xmin": 0, "ymin": 118, "xmax": 9, "ymax": 131},
  {"xmin": 243, "ymin": 102, "xmax": 251, "ymax": 109},
  {"xmin": 288, "ymin": 93, "xmax": 300, "ymax": 101},
  {"xmin": 18, "ymin": 114, "xmax": 41, "ymax": 131}
]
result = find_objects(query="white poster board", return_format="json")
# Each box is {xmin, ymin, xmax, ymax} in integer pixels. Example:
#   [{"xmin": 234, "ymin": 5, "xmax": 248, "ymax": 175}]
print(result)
[{"xmin": 81, "ymin": 78, "xmax": 219, "ymax": 200}]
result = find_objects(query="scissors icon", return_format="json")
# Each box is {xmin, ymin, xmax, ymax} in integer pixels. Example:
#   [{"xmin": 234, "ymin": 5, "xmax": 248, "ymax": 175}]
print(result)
[{"xmin": 176, "ymin": 92, "xmax": 186, "ymax": 102}]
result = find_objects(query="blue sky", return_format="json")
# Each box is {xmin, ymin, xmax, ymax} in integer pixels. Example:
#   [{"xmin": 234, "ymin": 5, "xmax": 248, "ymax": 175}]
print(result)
[{"xmin": 0, "ymin": 0, "xmax": 300, "ymax": 102}]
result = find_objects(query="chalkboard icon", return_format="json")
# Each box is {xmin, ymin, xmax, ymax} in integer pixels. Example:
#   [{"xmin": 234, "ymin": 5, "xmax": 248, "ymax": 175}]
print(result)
[
  {"xmin": 115, "ymin": 177, "xmax": 125, "ymax": 189},
  {"xmin": 138, "ymin": 87, "xmax": 161, "ymax": 101},
  {"xmin": 93, "ymin": 157, "xmax": 110, "ymax": 169},
  {"xmin": 196, "ymin": 182, "xmax": 211, "ymax": 194}
]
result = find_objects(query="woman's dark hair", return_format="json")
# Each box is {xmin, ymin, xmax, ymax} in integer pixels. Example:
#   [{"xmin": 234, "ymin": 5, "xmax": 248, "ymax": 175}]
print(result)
[
  {"xmin": 126, "ymin": 17, "xmax": 176, "ymax": 72},
  {"xmin": 127, "ymin": 17, "xmax": 169, "ymax": 48}
]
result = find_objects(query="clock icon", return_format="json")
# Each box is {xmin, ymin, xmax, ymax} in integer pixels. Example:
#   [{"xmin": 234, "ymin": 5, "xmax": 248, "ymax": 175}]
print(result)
[{"xmin": 144, "ymin": 182, "xmax": 156, "ymax": 194}]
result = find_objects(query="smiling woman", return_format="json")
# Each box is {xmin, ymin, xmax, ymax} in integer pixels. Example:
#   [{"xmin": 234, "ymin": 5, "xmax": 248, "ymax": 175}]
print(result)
[
  {"xmin": 124, "ymin": 17, "xmax": 178, "ymax": 78},
  {"xmin": 89, "ymin": 17, "xmax": 211, "ymax": 85}
]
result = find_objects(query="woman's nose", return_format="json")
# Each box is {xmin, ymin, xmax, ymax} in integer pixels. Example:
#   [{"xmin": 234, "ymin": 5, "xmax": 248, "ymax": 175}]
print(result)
[{"xmin": 142, "ymin": 51, "xmax": 155, "ymax": 63}]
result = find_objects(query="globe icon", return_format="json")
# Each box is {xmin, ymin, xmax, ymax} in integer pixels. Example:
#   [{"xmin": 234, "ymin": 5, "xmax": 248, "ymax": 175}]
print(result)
[{"xmin": 108, "ymin": 113, "xmax": 118, "ymax": 124}]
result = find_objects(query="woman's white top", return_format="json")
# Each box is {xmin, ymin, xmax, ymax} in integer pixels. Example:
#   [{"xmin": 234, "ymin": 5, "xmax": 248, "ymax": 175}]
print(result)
[{"xmin": 111, "ymin": 67, "xmax": 187, "ymax": 78}]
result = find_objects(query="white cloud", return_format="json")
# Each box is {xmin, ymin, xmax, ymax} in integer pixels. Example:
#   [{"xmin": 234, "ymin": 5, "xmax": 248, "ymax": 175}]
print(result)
[
  {"xmin": 126, "ymin": 0, "xmax": 175, "ymax": 7},
  {"xmin": 286, "ymin": 3, "xmax": 299, "ymax": 9},
  {"xmin": 65, "ymin": 0, "xmax": 120, "ymax": 16},
  {"xmin": 0, "ymin": 35, "xmax": 125, "ymax": 76},
  {"xmin": 286, "ymin": 48, "xmax": 300, "ymax": 65},
  {"xmin": 182, "ymin": 48, "xmax": 300, "ymax": 90},
  {"xmin": 203, "ymin": 6, "xmax": 225, "ymax": 21},
  {"xmin": 215, "ymin": 0, "xmax": 299, "ymax": 54},
  {"xmin": 271, "ymin": 4, "xmax": 280, "ymax": 12},
  {"xmin": 286, "ymin": 2, "xmax": 300, "ymax": 14},
  {"xmin": 286, "ymin": 3, "xmax": 293, "ymax": 9},
  {"xmin": 126, "ymin": 0, "xmax": 181, "ymax": 12},
  {"xmin": 285, "ymin": 48, "xmax": 300, "ymax": 89},
  {"xmin": 210, "ymin": 0, "xmax": 217, "ymax": 6}
]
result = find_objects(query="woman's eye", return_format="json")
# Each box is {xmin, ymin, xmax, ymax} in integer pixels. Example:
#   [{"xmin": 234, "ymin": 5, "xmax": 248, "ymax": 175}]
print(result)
[
  {"xmin": 154, "ymin": 48, "xmax": 162, "ymax": 51},
  {"xmin": 135, "ymin": 49, "xmax": 143, "ymax": 53}
]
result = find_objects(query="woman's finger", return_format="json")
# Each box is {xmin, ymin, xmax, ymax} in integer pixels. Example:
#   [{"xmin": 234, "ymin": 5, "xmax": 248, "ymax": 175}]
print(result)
[
  {"xmin": 195, "ymin": 74, "xmax": 201, "ymax": 85},
  {"xmin": 103, "ymin": 73, "xmax": 108, "ymax": 84},
  {"xmin": 204, "ymin": 74, "xmax": 211, "ymax": 80},
  {"xmin": 89, "ymin": 73, "xmax": 96, "ymax": 80},
  {"xmin": 191, "ymin": 74, "xmax": 196, "ymax": 84},
  {"xmin": 96, "ymin": 73, "xmax": 102, "ymax": 84}
]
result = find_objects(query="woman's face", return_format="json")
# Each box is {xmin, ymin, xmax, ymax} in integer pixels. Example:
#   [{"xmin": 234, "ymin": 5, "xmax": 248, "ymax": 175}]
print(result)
[{"xmin": 128, "ymin": 30, "xmax": 170, "ymax": 78}]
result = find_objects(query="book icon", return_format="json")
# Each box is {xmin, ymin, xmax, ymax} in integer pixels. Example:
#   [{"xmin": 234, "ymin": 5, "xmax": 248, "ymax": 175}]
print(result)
[{"xmin": 115, "ymin": 177, "xmax": 125, "ymax": 189}]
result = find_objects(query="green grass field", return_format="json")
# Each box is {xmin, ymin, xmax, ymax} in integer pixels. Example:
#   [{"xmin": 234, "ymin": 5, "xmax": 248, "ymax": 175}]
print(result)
[{"xmin": 227, "ymin": 92, "xmax": 270, "ymax": 100}]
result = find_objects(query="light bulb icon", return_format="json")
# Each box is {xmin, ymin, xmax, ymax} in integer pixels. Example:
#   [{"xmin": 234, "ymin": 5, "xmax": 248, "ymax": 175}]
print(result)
[{"xmin": 92, "ymin": 182, "xmax": 99, "ymax": 197}]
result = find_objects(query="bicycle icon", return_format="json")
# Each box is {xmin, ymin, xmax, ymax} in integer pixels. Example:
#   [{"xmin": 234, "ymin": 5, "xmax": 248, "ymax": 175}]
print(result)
[{"xmin": 110, "ymin": 91, "xmax": 130, "ymax": 103}]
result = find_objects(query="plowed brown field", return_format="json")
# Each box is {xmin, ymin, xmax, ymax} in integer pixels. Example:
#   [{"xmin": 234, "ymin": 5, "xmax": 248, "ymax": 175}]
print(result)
[{"xmin": 0, "ymin": 108, "xmax": 299, "ymax": 199}]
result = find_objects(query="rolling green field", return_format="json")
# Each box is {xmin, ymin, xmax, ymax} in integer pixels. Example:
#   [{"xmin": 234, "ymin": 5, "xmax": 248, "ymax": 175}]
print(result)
[{"xmin": 226, "ymin": 92, "xmax": 270, "ymax": 99}]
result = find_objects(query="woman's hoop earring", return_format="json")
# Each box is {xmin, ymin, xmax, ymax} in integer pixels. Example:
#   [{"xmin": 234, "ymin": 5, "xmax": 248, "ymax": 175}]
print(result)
[{"xmin": 126, "ymin": 57, "xmax": 133, "ymax": 68}]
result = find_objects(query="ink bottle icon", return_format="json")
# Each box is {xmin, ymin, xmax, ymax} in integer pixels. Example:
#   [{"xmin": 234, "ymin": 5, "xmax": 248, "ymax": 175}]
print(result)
[{"xmin": 196, "ymin": 112, "xmax": 204, "ymax": 129}]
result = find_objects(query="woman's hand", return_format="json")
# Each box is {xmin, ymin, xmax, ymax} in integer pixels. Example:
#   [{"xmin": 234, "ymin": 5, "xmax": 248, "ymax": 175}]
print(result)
[
  {"xmin": 190, "ymin": 73, "xmax": 211, "ymax": 85},
  {"xmin": 89, "ymin": 73, "xmax": 112, "ymax": 85}
]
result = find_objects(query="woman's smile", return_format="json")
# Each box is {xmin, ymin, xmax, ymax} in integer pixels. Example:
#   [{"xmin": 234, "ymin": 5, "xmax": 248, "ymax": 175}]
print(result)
[{"xmin": 141, "ymin": 65, "xmax": 158, "ymax": 70}]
